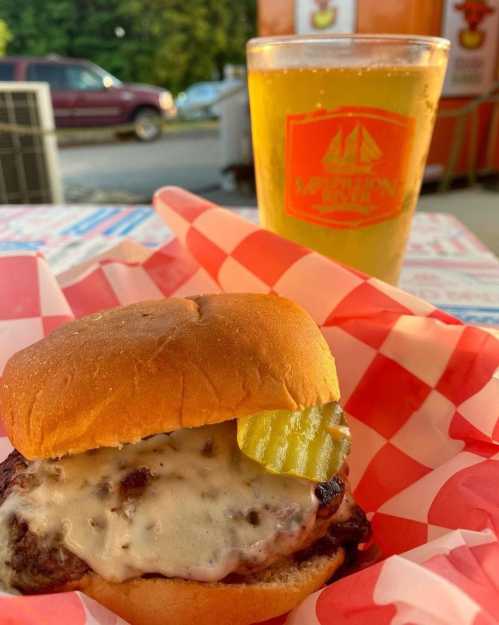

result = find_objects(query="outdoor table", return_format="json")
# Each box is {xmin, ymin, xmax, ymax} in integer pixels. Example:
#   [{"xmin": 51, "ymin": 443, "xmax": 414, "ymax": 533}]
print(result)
[{"xmin": 1, "ymin": 204, "xmax": 498, "ymax": 327}]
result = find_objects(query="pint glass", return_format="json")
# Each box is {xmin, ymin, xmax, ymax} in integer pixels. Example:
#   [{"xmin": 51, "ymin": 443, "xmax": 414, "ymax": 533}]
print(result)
[{"xmin": 247, "ymin": 35, "xmax": 449, "ymax": 284}]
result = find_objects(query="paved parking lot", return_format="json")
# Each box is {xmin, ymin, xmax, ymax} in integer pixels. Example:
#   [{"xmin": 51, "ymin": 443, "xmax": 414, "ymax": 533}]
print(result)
[{"xmin": 60, "ymin": 129, "xmax": 223, "ymax": 203}]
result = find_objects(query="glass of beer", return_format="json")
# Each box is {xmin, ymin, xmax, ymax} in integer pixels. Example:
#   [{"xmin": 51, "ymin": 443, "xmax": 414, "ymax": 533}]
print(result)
[{"xmin": 247, "ymin": 35, "xmax": 449, "ymax": 284}]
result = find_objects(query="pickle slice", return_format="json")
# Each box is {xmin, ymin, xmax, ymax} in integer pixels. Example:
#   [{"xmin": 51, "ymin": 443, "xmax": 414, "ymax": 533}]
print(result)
[{"xmin": 237, "ymin": 403, "xmax": 350, "ymax": 482}]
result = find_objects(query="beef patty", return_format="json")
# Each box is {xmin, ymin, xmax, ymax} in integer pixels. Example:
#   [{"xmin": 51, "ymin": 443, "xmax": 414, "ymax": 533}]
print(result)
[{"xmin": 0, "ymin": 432, "xmax": 369, "ymax": 594}]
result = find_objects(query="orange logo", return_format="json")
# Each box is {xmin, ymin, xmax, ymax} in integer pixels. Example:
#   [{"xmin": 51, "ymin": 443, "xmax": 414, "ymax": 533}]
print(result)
[
  {"xmin": 285, "ymin": 106, "xmax": 415, "ymax": 229},
  {"xmin": 455, "ymin": 0, "xmax": 495, "ymax": 49},
  {"xmin": 322, "ymin": 124, "xmax": 382, "ymax": 175}
]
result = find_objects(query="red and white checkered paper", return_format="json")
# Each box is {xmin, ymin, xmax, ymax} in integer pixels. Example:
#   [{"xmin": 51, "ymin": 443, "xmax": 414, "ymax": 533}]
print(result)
[{"xmin": 0, "ymin": 187, "xmax": 498, "ymax": 625}]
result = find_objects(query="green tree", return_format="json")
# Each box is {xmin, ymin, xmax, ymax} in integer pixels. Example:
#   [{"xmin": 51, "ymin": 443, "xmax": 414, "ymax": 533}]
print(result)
[
  {"xmin": 0, "ymin": 20, "xmax": 12, "ymax": 56},
  {"xmin": 0, "ymin": 0, "xmax": 256, "ymax": 92},
  {"xmin": 0, "ymin": 0, "xmax": 75, "ymax": 56}
]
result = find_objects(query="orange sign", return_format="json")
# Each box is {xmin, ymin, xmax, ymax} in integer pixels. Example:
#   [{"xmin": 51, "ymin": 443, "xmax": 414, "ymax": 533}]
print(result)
[{"xmin": 284, "ymin": 106, "xmax": 416, "ymax": 229}]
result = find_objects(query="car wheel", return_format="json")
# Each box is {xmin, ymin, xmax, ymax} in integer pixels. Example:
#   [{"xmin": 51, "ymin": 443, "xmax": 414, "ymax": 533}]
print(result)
[{"xmin": 133, "ymin": 108, "xmax": 162, "ymax": 141}]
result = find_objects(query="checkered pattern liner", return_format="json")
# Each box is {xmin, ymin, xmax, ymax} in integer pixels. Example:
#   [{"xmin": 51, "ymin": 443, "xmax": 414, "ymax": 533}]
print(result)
[{"xmin": 0, "ymin": 186, "xmax": 497, "ymax": 625}]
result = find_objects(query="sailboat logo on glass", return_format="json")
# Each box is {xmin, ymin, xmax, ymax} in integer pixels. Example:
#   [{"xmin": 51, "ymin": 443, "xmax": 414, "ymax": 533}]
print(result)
[
  {"xmin": 322, "ymin": 124, "xmax": 382, "ymax": 175},
  {"xmin": 284, "ymin": 106, "xmax": 416, "ymax": 229}
]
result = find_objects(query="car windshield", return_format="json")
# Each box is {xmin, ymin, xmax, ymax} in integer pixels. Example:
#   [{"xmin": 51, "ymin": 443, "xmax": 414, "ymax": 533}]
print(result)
[
  {"xmin": 188, "ymin": 83, "xmax": 220, "ymax": 98},
  {"xmin": 93, "ymin": 65, "xmax": 122, "ymax": 87}
]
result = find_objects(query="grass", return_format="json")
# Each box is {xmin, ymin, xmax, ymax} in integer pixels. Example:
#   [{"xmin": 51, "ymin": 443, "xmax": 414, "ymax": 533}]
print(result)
[{"xmin": 58, "ymin": 118, "xmax": 219, "ymax": 147}]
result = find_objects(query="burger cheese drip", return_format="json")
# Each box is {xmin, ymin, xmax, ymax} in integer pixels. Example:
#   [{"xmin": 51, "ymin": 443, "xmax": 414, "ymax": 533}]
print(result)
[{"xmin": 0, "ymin": 420, "xmax": 355, "ymax": 588}]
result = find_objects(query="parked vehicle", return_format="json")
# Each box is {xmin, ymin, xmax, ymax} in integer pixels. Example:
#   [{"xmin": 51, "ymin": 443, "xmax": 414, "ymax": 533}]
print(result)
[
  {"xmin": 0, "ymin": 56, "xmax": 176, "ymax": 141},
  {"xmin": 176, "ymin": 80, "xmax": 241, "ymax": 120}
]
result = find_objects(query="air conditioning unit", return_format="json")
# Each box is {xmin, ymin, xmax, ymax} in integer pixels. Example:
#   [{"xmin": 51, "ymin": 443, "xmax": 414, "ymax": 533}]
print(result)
[{"xmin": 0, "ymin": 81, "xmax": 63, "ymax": 203}]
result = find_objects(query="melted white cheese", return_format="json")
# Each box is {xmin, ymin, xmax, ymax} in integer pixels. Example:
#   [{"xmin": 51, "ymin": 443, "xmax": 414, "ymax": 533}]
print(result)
[
  {"xmin": 0, "ymin": 507, "xmax": 14, "ymax": 592},
  {"xmin": 0, "ymin": 422, "xmax": 320, "ymax": 584}
]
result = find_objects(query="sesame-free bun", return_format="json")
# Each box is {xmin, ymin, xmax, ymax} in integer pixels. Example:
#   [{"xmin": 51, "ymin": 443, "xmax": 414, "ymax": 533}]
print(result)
[
  {"xmin": 66, "ymin": 546, "xmax": 344, "ymax": 625},
  {"xmin": 1, "ymin": 294, "xmax": 340, "ymax": 459}
]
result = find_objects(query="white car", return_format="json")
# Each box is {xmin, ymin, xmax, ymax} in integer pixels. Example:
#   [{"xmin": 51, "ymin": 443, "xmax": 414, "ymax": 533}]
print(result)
[{"xmin": 176, "ymin": 80, "xmax": 241, "ymax": 120}]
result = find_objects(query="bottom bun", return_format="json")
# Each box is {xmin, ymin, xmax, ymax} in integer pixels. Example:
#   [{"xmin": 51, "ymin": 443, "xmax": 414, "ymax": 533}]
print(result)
[{"xmin": 65, "ymin": 548, "xmax": 344, "ymax": 625}]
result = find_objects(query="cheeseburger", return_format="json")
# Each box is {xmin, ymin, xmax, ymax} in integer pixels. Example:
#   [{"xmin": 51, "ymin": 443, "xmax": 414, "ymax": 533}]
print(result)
[{"xmin": 0, "ymin": 294, "xmax": 369, "ymax": 625}]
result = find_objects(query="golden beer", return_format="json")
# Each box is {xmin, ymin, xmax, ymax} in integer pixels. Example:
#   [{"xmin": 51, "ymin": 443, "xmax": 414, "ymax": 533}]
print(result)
[{"xmin": 247, "ymin": 37, "xmax": 449, "ymax": 284}]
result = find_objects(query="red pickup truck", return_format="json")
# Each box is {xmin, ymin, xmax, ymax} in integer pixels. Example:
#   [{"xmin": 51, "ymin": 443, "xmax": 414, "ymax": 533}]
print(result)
[{"xmin": 0, "ymin": 55, "xmax": 176, "ymax": 141}]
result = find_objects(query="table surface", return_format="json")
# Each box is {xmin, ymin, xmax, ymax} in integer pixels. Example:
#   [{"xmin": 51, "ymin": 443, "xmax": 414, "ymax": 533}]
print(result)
[{"xmin": 1, "ymin": 204, "xmax": 499, "ymax": 326}]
